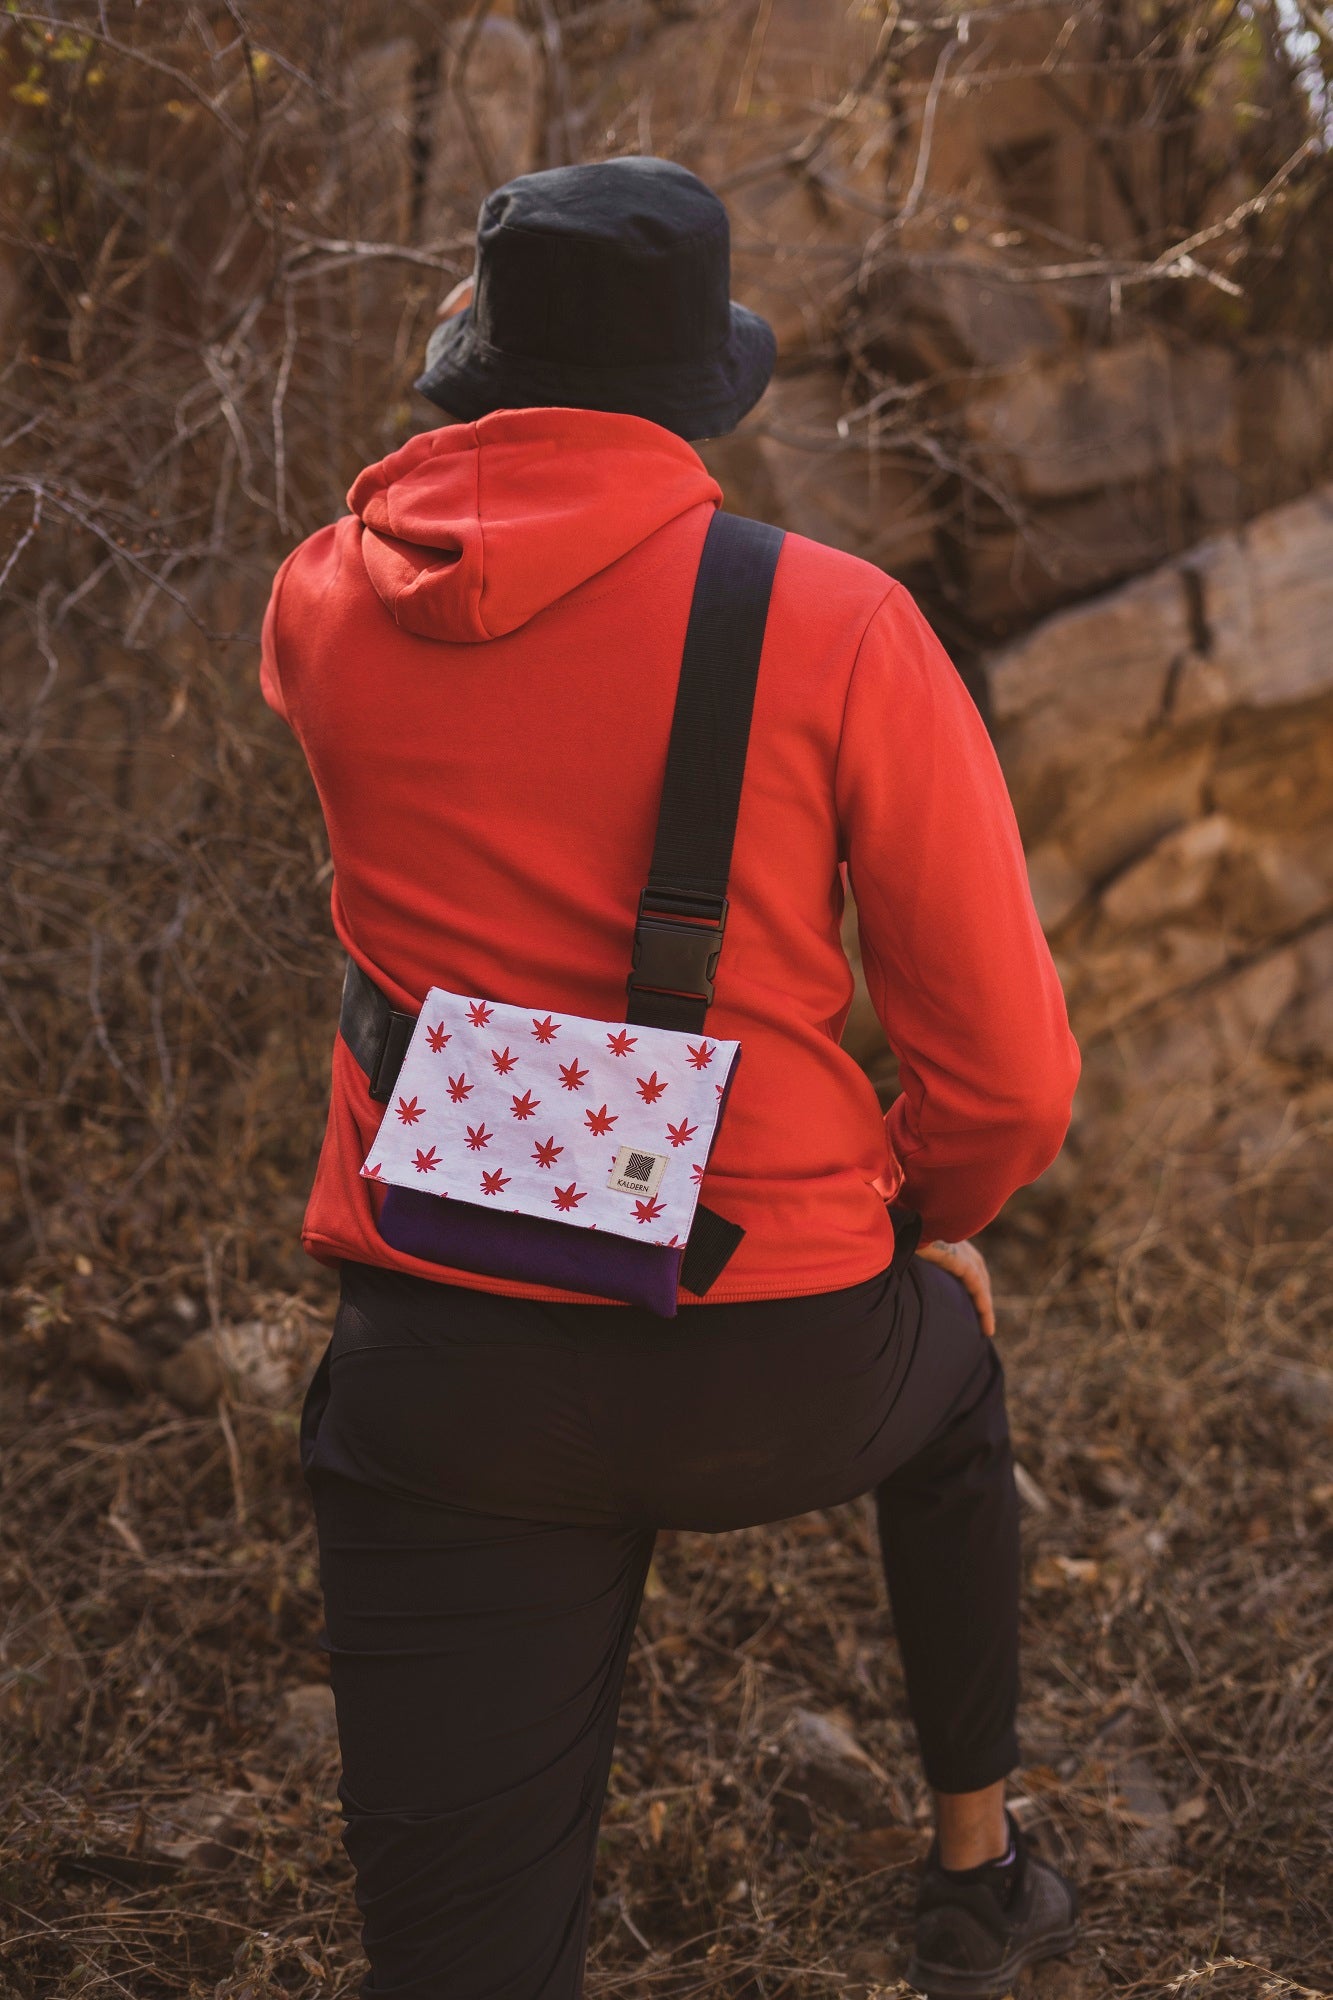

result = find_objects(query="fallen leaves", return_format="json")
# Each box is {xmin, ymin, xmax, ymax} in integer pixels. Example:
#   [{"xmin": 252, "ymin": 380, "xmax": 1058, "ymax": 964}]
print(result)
[{"xmin": 1032, "ymin": 1553, "xmax": 1102, "ymax": 1591}]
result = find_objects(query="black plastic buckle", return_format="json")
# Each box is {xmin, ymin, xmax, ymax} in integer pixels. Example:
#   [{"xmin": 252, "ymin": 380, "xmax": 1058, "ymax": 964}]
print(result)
[
  {"xmin": 369, "ymin": 1008, "xmax": 418, "ymax": 1104},
  {"xmin": 626, "ymin": 888, "xmax": 729, "ymax": 1007}
]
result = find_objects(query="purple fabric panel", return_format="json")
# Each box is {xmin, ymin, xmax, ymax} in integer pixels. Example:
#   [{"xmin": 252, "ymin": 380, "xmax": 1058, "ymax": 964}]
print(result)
[{"xmin": 377, "ymin": 1188, "xmax": 684, "ymax": 1317}]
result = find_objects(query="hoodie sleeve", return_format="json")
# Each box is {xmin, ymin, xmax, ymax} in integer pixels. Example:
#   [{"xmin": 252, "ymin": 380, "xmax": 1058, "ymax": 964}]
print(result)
[
  {"xmin": 259, "ymin": 549, "xmax": 298, "ymax": 728},
  {"xmin": 834, "ymin": 584, "xmax": 1080, "ymax": 1244}
]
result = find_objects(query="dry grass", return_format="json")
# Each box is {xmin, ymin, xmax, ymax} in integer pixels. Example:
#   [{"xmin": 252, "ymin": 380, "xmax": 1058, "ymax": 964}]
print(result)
[{"xmin": 3, "ymin": 1088, "xmax": 1330, "ymax": 2000}]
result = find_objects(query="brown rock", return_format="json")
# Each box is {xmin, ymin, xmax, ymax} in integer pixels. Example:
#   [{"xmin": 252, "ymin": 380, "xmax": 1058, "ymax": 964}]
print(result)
[
  {"xmin": 1064, "ymin": 925, "xmax": 1231, "ymax": 1039},
  {"xmin": 1116, "ymin": 1754, "xmax": 1179, "ymax": 1862},
  {"xmin": 1237, "ymin": 344, "xmax": 1333, "ymax": 515},
  {"xmin": 1188, "ymin": 487, "xmax": 1333, "ymax": 711},
  {"xmin": 1209, "ymin": 701, "xmax": 1333, "ymax": 836},
  {"xmin": 1099, "ymin": 815, "xmax": 1233, "ymax": 931},
  {"xmin": 1211, "ymin": 948, "xmax": 1302, "ymax": 1064},
  {"xmin": 779, "ymin": 1707, "xmax": 886, "ymax": 1821},
  {"xmin": 270, "ymin": 1681, "xmax": 339, "ymax": 1761},
  {"xmin": 962, "ymin": 476, "xmax": 1191, "ymax": 626},
  {"xmin": 755, "ymin": 372, "xmax": 937, "ymax": 574},
  {"xmin": 875, "ymin": 259, "xmax": 1071, "ymax": 376},
  {"xmin": 1267, "ymin": 1362, "xmax": 1333, "ymax": 1428},
  {"xmin": 214, "ymin": 1307, "xmax": 329, "ymax": 1408},
  {"xmin": 0, "ymin": 1603, "xmax": 88, "ymax": 1739},
  {"xmin": 71, "ymin": 1322, "xmax": 152, "ymax": 1393},
  {"xmin": 1088, "ymin": 1712, "xmax": 1177, "ymax": 1863},
  {"xmin": 1270, "ymin": 921, "xmax": 1333, "ymax": 1063},
  {"xmin": 1058, "ymin": 741, "xmax": 1213, "ymax": 882},
  {"xmin": 988, "ymin": 566, "xmax": 1185, "ymax": 799},
  {"xmin": 157, "ymin": 1332, "xmax": 224, "ymax": 1414},
  {"xmin": 149, "ymin": 1789, "xmax": 259, "ymax": 1872},
  {"xmin": 967, "ymin": 335, "xmax": 1236, "ymax": 502},
  {"xmin": 840, "ymin": 1939, "xmax": 902, "ymax": 1998}
]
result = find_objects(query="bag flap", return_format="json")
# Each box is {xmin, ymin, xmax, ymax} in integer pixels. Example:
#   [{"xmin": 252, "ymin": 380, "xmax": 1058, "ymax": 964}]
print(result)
[{"xmin": 362, "ymin": 987, "xmax": 740, "ymax": 1248}]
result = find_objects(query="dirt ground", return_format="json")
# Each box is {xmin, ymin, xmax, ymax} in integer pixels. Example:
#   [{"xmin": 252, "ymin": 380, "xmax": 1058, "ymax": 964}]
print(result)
[{"xmin": 2, "ymin": 1089, "xmax": 1331, "ymax": 2000}]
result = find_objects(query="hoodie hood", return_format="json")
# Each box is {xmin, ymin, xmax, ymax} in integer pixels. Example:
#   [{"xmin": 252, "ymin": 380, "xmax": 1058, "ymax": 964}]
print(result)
[{"xmin": 347, "ymin": 407, "xmax": 722, "ymax": 643}]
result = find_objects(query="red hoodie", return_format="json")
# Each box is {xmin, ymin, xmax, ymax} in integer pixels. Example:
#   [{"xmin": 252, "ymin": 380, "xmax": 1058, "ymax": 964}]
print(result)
[{"xmin": 260, "ymin": 407, "xmax": 1079, "ymax": 1306}]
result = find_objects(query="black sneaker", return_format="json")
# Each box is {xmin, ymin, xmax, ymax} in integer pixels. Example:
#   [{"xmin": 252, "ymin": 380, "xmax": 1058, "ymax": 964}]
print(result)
[{"xmin": 905, "ymin": 1810, "xmax": 1079, "ymax": 1999}]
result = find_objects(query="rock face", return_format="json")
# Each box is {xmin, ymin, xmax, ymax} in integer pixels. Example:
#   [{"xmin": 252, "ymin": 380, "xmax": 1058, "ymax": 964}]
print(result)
[
  {"xmin": 746, "ymin": 372, "xmax": 939, "ymax": 575},
  {"xmin": 984, "ymin": 483, "xmax": 1333, "ymax": 1151},
  {"xmin": 968, "ymin": 335, "xmax": 1238, "ymax": 503}
]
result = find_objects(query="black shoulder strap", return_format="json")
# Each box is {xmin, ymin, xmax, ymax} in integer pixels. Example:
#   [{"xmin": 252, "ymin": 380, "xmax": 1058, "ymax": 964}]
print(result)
[{"xmin": 625, "ymin": 510, "xmax": 784, "ymax": 1035}]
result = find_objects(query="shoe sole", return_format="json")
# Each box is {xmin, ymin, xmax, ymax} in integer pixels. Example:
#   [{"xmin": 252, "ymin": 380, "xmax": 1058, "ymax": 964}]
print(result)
[{"xmin": 904, "ymin": 1921, "xmax": 1080, "ymax": 1999}]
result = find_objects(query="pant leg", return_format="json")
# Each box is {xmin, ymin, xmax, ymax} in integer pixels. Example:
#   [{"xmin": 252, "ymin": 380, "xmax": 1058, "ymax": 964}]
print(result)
[
  {"xmin": 873, "ymin": 1259, "xmax": 1021, "ymax": 1794},
  {"xmin": 297, "ymin": 1302, "xmax": 654, "ymax": 2000}
]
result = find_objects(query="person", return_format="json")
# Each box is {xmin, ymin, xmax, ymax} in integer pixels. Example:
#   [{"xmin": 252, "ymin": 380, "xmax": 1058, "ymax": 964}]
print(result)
[{"xmin": 259, "ymin": 155, "xmax": 1083, "ymax": 2000}]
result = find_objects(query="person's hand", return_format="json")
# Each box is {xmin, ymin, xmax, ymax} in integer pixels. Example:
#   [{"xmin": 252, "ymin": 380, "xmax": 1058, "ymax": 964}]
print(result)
[{"xmin": 916, "ymin": 1238, "xmax": 995, "ymax": 1337}]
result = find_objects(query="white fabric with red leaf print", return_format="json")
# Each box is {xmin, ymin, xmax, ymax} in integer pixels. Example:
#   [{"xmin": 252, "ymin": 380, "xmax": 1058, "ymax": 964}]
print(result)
[{"xmin": 361, "ymin": 989, "xmax": 741, "ymax": 1248}]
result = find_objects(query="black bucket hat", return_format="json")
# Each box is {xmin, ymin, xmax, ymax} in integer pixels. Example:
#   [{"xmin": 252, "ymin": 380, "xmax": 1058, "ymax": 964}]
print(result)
[{"xmin": 414, "ymin": 156, "xmax": 776, "ymax": 441}]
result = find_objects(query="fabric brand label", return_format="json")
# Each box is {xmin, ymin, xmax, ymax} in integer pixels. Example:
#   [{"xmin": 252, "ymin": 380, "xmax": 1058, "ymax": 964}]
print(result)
[{"xmin": 607, "ymin": 1146, "xmax": 668, "ymax": 1198}]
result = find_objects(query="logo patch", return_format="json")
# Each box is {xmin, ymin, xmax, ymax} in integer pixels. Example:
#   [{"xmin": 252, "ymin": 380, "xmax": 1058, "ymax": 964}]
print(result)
[{"xmin": 607, "ymin": 1146, "xmax": 668, "ymax": 1198}]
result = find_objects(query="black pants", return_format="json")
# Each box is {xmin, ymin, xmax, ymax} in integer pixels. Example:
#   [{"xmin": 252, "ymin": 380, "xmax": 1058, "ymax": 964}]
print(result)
[{"xmin": 299, "ymin": 1253, "xmax": 1021, "ymax": 2000}]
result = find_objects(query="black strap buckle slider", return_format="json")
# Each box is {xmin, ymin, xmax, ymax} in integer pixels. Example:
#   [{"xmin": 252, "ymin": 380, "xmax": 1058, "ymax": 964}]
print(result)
[{"xmin": 626, "ymin": 888, "xmax": 728, "ymax": 1008}]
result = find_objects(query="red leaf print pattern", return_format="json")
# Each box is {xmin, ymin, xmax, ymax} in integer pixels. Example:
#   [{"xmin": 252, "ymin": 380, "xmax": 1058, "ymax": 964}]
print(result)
[
  {"xmin": 532, "ymin": 1135, "xmax": 563, "ymax": 1168},
  {"xmin": 686, "ymin": 1040, "xmax": 715, "ymax": 1069},
  {"xmin": 446, "ymin": 1072, "xmax": 473, "ymax": 1103},
  {"xmin": 584, "ymin": 1103, "xmax": 617, "ymax": 1137},
  {"xmin": 490, "ymin": 1046, "xmax": 517, "ymax": 1074},
  {"xmin": 413, "ymin": 1146, "xmax": 441, "ymax": 1174},
  {"xmin": 396, "ymin": 1094, "xmax": 425, "ymax": 1125},
  {"xmin": 552, "ymin": 1182, "xmax": 586, "ymax": 1212},
  {"xmin": 636, "ymin": 1070, "xmax": 667, "ymax": 1104},
  {"xmin": 715, "ymin": 1081, "xmax": 726, "ymax": 1097},
  {"xmin": 558, "ymin": 1058, "xmax": 588, "ymax": 1092},
  {"xmin": 666, "ymin": 1117, "xmax": 697, "ymax": 1148},
  {"xmin": 531, "ymin": 1014, "xmax": 559, "ymax": 1043},
  {"xmin": 690, "ymin": 1161, "xmax": 706, "ymax": 1185},
  {"xmin": 634, "ymin": 1193, "xmax": 666, "ymax": 1224},
  {"xmin": 606, "ymin": 1029, "xmax": 637, "ymax": 1057},
  {"xmin": 362, "ymin": 1161, "xmax": 383, "ymax": 1179},
  {"xmin": 426, "ymin": 1022, "xmax": 451, "ymax": 1054},
  {"xmin": 465, "ymin": 1122, "xmax": 492, "ymax": 1151},
  {"xmin": 480, "ymin": 1167, "xmax": 510, "ymax": 1197},
  {"xmin": 467, "ymin": 1000, "xmax": 493, "ymax": 1027},
  {"xmin": 510, "ymin": 1088, "xmax": 540, "ymax": 1120}
]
